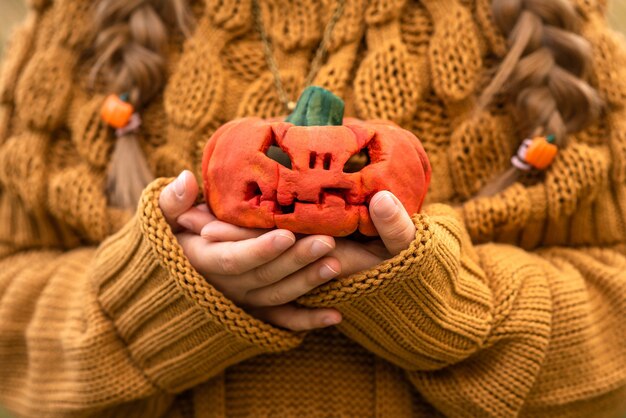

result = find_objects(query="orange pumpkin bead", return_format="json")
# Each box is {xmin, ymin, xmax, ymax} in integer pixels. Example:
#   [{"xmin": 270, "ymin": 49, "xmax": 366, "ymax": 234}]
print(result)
[
  {"xmin": 524, "ymin": 136, "xmax": 558, "ymax": 170},
  {"xmin": 100, "ymin": 94, "xmax": 134, "ymax": 129}
]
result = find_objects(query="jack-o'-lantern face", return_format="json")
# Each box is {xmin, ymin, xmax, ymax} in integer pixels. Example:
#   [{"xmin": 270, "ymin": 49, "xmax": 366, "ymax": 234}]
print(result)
[{"xmin": 202, "ymin": 117, "xmax": 431, "ymax": 236}]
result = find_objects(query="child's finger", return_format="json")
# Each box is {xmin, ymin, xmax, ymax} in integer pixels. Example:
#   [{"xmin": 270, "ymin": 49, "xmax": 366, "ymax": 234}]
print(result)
[
  {"xmin": 176, "ymin": 206, "xmax": 217, "ymax": 234},
  {"xmin": 242, "ymin": 235, "xmax": 335, "ymax": 290},
  {"xmin": 331, "ymin": 239, "xmax": 383, "ymax": 277},
  {"xmin": 369, "ymin": 191, "xmax": 416, "ymax": 256},
  {"xmin": 159, "ymin": 170, "xmax": 199, "ymax": 230},
  {"xmin": 248, "ymin": 304, "xmax": 342, "ymax": 331},
  {"xmin": 243, "ymin": 256, "xmax": 340, "ymax": 307},
  {"xmin": 179, "ymin": 229, "xmax": 297, "ymax": 276},
  {"xmin": 201, "ymin": 220, "xmax": 269, "ymax": 242}
]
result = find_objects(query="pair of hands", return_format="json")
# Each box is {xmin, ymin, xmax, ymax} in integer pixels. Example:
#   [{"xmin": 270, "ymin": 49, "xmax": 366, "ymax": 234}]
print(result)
[{"xmin": 159, "ymin": 171, "xmax": 417, "ymax": 332}]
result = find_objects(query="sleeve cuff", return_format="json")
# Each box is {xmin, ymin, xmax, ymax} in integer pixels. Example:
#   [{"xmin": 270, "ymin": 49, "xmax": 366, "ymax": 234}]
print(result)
[
  {"xmin": 296, "ymin": 204, "xmax": 494, "ymax": 371},
  {"xmin": 93, "ymin": 178, "xmax": 304, "ymax": 393}
]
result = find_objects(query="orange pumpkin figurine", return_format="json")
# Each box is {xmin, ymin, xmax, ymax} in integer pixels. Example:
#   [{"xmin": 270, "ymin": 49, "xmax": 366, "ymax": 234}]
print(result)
[
  {"xmin": 202, "ymin": 86, "xmax": 432, "ymax": 237},
  {"xmin": 512, "ymin": 135, "xmax": 558, "ymax": 171},
  {"xmin": 100, "ymin": 94, "xmax": 134, "ymax": 129}
]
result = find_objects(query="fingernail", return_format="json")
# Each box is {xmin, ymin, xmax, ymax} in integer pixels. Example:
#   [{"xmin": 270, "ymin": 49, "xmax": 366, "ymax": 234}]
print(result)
[
  {"xmin": 173, "ymin": 171, "xmax": 187, "ymax": 198},
  {"xmin": 311, "ymin": 239, "xmax": 334, "ymax": 257},
  {"xmin": 319, "ymin": 263, "xmax": 339, "ymax": 280},
  {"xmin": 273, "ymin": 233, "xmax": 295, "ymax": 251},
  {"xmin": 372, "ymin": 193, "xmax": 398, "ymax": 219},
  {"xmin": 322, "ymin": 315, "xmax": 341, "ymax": 326}
]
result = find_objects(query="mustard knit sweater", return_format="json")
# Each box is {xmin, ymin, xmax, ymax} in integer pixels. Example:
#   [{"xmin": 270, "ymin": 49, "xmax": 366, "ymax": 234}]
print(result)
[{"xmin": 1, "ymin": 0, "xmax": 626, "ymax": 417}]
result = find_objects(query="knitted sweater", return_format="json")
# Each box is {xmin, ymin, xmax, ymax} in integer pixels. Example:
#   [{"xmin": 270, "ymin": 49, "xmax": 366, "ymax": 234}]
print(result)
[{"xmin": 1, "ymin": 0, "xmax": 626, "ymax": 417}]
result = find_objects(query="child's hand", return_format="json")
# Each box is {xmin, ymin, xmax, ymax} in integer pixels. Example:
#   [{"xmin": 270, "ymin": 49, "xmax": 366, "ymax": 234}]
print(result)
[
  {"xmin": 158, "ymin": 171, "xmax": 343, "ymax": 331},
  {"xmin": 332, "ymin": 191, "xmax": 418, "ymax": 277}
]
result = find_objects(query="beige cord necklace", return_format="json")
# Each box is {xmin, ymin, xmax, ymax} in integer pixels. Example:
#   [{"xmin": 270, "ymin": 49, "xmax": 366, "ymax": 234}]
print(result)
[{"xmin": 251, "ymin": 0, "xmax": 346, "ymax": 112}]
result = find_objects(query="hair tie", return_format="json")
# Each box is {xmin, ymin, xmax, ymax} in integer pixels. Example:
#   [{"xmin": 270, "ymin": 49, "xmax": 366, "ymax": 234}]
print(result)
[
  {"xmin": 511, "ymin": 135, "xmax": 558, "ymax": 171},
  {"xmin": 115, "ymin": 113, "xmax": 142, "ymax": 137}
]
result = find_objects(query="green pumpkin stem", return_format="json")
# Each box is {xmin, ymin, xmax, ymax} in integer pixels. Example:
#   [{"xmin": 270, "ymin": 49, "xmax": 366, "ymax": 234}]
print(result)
[{"xmin": 285, "ymin": 86, "xmax": 344, "ymax": 126}]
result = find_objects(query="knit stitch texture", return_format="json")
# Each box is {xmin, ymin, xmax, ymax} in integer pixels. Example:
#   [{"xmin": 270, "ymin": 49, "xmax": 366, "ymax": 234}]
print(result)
[{"xmin": 0, "ymin": 0, "xmax": 626, "ymax": 417}]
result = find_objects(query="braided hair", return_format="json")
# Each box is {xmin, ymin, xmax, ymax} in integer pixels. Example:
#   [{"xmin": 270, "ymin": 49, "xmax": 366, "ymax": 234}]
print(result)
[
  {"xmin": 90, "ymin": 0, "xmax": 193, "ymax": 209},
  {"xmin": 478, "ymin": 0, "xmax": 602, "ymax": 196}
]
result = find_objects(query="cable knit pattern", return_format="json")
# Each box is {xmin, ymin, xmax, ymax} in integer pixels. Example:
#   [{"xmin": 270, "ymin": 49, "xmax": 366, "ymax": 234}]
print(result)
[
  {"xmin": 1, "ymin": 0, "xmax": 626, "ymax": 417},
  {"xmin": 0, "ymin": 131, "xmax": 48, "ymax": 210},
  {"xmin": 14, "ymin": 45, "xmax": 75, "ymax": 131},
  {"xmin": 0, "ymin": 14, "xmax": 37, "ymax": 105},
  {"xmin": 449, "ymin": 111, "xmax": 515, "ymax": 198},
  {"xmin": 47, "ymin": 163, "xmax": 110, "ymax": 243},
  {"xmin": 423, "ymin": 0, "xmax": 483, "ymax": 104},
  {"xmin": 583, "ymin": 15, "xmax": 626, "ymax": 109},
  {"xmin": 67, "ymin": 93, "xmax": 114, "ymax": 170}
]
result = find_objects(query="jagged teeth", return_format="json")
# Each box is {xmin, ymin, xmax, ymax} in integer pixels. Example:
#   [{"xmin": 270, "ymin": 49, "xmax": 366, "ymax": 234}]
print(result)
[{"xmin": 321, "ymin": 193, "xmax": 346, "ymax": 208}]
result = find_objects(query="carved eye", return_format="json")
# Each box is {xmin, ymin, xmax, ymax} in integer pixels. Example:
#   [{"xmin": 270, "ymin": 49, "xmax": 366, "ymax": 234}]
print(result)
[
  {"xmin": 265, "ymin": 144, "xmax": 292, "ymax": 169},
  {"xmin": 343, "ymin": 148, "xmax": 370, "ymax": 173}
]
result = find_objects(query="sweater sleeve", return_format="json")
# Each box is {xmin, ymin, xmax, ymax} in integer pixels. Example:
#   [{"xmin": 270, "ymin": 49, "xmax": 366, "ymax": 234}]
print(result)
[
  {"xmin": 296, "ymin": 201, "xmax": 626, "ymax": 417},
  {"xmin": 0, "ymin": 178, "xmax": 304, "ymax": 417}
]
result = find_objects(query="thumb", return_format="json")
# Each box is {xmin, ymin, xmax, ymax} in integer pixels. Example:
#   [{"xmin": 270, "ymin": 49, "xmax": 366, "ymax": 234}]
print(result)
[
  {"xmin": 369, "ymin": 191, "xmax": 416, "ymax": 256},
  {"xmin": 159, "ymin": 170, "xmax": 199, "ymax": 230}
]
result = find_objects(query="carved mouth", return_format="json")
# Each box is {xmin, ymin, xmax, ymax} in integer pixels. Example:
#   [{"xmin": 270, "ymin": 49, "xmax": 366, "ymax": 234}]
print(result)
[
  {"xmin": 277, "ymin": 189, "xmax": 353, "ymax": 214},
  {"xmin": 244, "ymin": 182, "xmax": 365, "ymax": 214},
  {"xmin": 239, "ymin": 179, "xmax": 378, "ymax": 236}
]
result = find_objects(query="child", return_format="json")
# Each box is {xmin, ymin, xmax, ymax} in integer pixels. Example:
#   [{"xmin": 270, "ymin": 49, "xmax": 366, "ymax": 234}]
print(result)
[{"xmin": 0, "ymin": 0, "xmax": 625, "ymax": 416}]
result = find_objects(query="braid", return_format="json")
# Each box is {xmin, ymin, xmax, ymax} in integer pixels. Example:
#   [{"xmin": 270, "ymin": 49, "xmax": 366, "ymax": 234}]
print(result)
[
  {"xmin": 477, "ymin": 0, "xmax": 601, "ymax": 196},
  {"xmin": 90, "ymin": 0, "xmax": 192, "ymax": 209}
]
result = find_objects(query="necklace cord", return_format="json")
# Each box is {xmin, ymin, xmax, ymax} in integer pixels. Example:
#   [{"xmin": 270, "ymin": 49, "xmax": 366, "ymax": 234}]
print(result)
[{"xmin": 251, "ymin": 0, "xmax": 346, "ymax": 112}]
